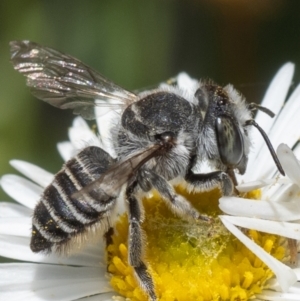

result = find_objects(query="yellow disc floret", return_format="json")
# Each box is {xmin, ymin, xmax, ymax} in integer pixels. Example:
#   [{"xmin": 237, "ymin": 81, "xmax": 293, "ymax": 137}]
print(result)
[{"xmin": 107, "ymin": 186, "xmax": 286, "ymax": 301}]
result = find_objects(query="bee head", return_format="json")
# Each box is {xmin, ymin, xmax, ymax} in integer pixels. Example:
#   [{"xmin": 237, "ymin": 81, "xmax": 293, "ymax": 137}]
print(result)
[
  {"xmin": 195, "ymin": 82, "xmax": 284, "ymax": 176},
  {"xmin": 195, "ymin": 83, "xmax": 252, "ymax": 174}
]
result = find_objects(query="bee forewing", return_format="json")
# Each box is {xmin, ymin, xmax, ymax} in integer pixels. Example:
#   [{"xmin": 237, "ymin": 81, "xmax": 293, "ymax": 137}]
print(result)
[
  {"xmin": 72, "ymin": 144, "xmax": 162, "ymax": 200},
  {"xmin": 10, "ymin": 40, "xmax": 137, "ymax": 120}
]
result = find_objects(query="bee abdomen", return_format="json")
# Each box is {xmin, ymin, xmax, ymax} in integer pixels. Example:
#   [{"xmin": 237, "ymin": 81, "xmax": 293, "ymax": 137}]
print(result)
[{"xmin": 31, "ymin": 146, "xmax": 115, "ymax": 253}]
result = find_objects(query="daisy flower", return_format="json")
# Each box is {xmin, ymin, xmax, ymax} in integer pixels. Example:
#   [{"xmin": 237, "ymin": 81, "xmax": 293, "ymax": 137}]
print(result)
[{"xmin": 1, "ymin": 63, "xmax": 300, "ymax": 301}]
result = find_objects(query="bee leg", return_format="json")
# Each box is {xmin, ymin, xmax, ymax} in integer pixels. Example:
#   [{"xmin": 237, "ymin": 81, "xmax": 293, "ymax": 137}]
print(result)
[
  {"xmin": 104, "ymin": 226, "xmax": 114, "ymax": 271},
  {"xmin": 138, "ymin": 169, "xmax": 210, "ymax": 222},
  {"xmin": 126, "ymin": 180, "xmax": 157, "ymax": 301},
  {"xmin": 288, "ymin": 238, "xmax": 298, "ymax": 267},
  {"xmin": 226, "ymin": 168, "xmax": 240, "ymax": 195},
  {"xmin": 185, "ymin": 169, "xmax": 234, "ymax": 196}
]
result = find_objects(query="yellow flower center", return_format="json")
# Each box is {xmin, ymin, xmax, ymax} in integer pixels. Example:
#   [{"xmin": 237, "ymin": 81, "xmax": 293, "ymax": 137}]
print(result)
[{"xmin": 107, "ymin": 186, "xmax": 286, "ymax": 301}]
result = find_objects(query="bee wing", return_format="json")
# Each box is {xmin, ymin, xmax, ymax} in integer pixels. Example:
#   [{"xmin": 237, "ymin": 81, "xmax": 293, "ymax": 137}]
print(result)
[
  {"xmin": 10, "ymin": 40, "xmax": 137, "ymax": 120},
  {"xmin": 72, "ymin": 144, "xmax": 162, "ymax": 201}
]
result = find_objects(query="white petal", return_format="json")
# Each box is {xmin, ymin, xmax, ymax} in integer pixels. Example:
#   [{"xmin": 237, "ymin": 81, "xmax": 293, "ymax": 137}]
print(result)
[
  {"xmin": 219, "ymin": 197, "xmax": 300, "ymax": 221},
  {"xmin": 79, "ymin": 293, "xmax": 116, "ymax": 301},
  {"xmin": 293, "ymin": 143, "xmax": 300, "ymax": 158},
  {"xmin": 277, "ymin": 144, "xmax": 300, "ymax": 187},
  {"xmin": 176, "ymin": 72, "xmax": 198, "ymax": 91},
  {"xmin": 95, "ymin": 106, "xmax": 119, "ymax": 158},
  {"xmin": 71, "ymin": 116, "xmax": 91, "ymax": 131},
  {"xmin": 258, "ymin": 176, "xmax": 298, "ymax": 202},
  {"xmin": 0, "ymin": 202, "xmax": 31, "ymax": 218},
  {"xmin": 257, "ymin": 289, "xmax": 300, "ymax": 300},
  {"xmin": 266, "ymin": 183, "xmax": 300, "ymax": 203},
  {"xmin": 220, "ymin": 215, "xmax": 300, "ymax": 240},
  {"xmin": 69, "ymin": 117, "xmax": 100, "ymax": 150},
  {"xmin": 254, "ymin": 62, "xmax": 294, "ymax": 143},
  {"xmin": 246, "ymin": 63, "xmax": 294, "ymax": 181},
  {"xmin": 236, "ymin": 179, "xmax": 277, "ymax": 192},
  {"xmin": 0, "ymin": 217, "xmax": 31, "ymax": 237},
  {"xmin": 268, "ymin": 84, "xmax": 300, "ymax": 147},
  {"xmin": 0, "ymin": 234, "xmax": 104, "ymax": 267},
  {"xmin": 220, "ymin": 216, "xmax": 297, "ymax": 292},
  {"xmin": 249, "ymin": 85, "xmax": 300, "ymax": 180},
  {"xmin": 0, "ymin": 263, "xmax": 112, "ymax": 301},
  {"xmin": 10, "ymin": 160, "xmax": 53, "ymax": 188},
  {"xmin": 1, "ymin": 175, "xmax": 42, "ymax": 209},
  {"xmin": 293, "ymin": 268, "xmax": 300, "ymax": 280},
  {"xmin": 57, "ymin": 141, "xmax": 76, "ymax": 162},
  {"xmin": 289, "ymin": 282, "xmax": 300, "ymax": 294}
]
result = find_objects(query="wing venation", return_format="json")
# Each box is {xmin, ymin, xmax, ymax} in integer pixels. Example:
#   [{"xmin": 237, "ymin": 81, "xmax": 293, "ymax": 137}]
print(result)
[{"xmin": 10, "ymin": 40, "xmax": 137, "ymax": 119}]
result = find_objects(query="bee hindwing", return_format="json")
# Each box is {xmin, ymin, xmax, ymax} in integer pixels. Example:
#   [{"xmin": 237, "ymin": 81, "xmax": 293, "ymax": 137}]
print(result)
[{"xmin": 31, "ymin": 146, "xmax": 116, "ymax": 253}]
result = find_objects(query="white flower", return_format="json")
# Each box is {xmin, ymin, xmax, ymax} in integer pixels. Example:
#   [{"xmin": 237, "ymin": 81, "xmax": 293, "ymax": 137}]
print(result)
[{"xmin": 1, "ymin": 63, "xmax": 300, "ymax": 301}]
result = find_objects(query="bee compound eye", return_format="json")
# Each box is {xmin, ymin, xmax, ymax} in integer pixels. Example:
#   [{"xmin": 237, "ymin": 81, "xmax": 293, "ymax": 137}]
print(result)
[{"xmin": 215, "ymin": 116, "xmax": 244, "ymax": 167}]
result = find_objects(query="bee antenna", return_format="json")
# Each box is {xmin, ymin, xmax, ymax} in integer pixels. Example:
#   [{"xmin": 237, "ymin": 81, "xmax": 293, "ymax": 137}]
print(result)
[
  {"xmin": 245, "ymin": 119, "xmax": 285, "ymax": 176},
  {"xmin": 248, "ymin": 103, "xmax": 275, "ymax": 118}
]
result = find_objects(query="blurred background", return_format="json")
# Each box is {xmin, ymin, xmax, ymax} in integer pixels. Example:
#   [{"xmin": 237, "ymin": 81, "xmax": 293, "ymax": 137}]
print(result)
[{"xmin": 1, "ymin": 0, "xmax": 300, "ymax": 260}]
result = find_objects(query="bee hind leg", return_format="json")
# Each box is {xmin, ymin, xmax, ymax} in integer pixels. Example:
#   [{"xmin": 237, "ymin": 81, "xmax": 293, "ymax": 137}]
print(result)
[{"xmin": 126, "ymin": 179, "xmax": 157, "ymax": 301}]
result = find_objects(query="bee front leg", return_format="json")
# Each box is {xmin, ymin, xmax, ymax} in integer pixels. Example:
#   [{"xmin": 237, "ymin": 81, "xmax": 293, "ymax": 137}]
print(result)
[
  {"xmin": 126, "ymin": 179, "xmax": 157, "ymax": 301},
  {"xmin": 185, "ymin": 169, "xmax": 234, "ymax": 196}
]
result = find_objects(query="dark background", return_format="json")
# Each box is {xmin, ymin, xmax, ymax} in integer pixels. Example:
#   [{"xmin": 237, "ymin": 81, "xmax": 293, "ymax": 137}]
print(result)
[{"xmin": 1, "ymin": 0, "xmax": 300, "ymax": 201}]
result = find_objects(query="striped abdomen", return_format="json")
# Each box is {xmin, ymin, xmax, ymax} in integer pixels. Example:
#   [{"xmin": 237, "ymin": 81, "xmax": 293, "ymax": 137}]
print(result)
[{"xmin": 31, "ymin": 146, "xmax": 116, "ymax": 253}]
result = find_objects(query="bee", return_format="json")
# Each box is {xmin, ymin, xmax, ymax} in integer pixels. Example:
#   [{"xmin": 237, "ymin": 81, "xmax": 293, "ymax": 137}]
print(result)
[{"xmin": 10, "ymin": 40, "xmax": 284, "ymax": 301}]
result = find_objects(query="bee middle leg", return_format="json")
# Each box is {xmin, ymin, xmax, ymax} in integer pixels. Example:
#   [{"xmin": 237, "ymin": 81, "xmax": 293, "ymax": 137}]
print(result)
[
  {"xmin": 126, "ymin": 179, "xmax": 157, "ymax": 301},
  {"xmin": 137, "ymin": 169, "xmax": 210, "ymax": 222}
]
